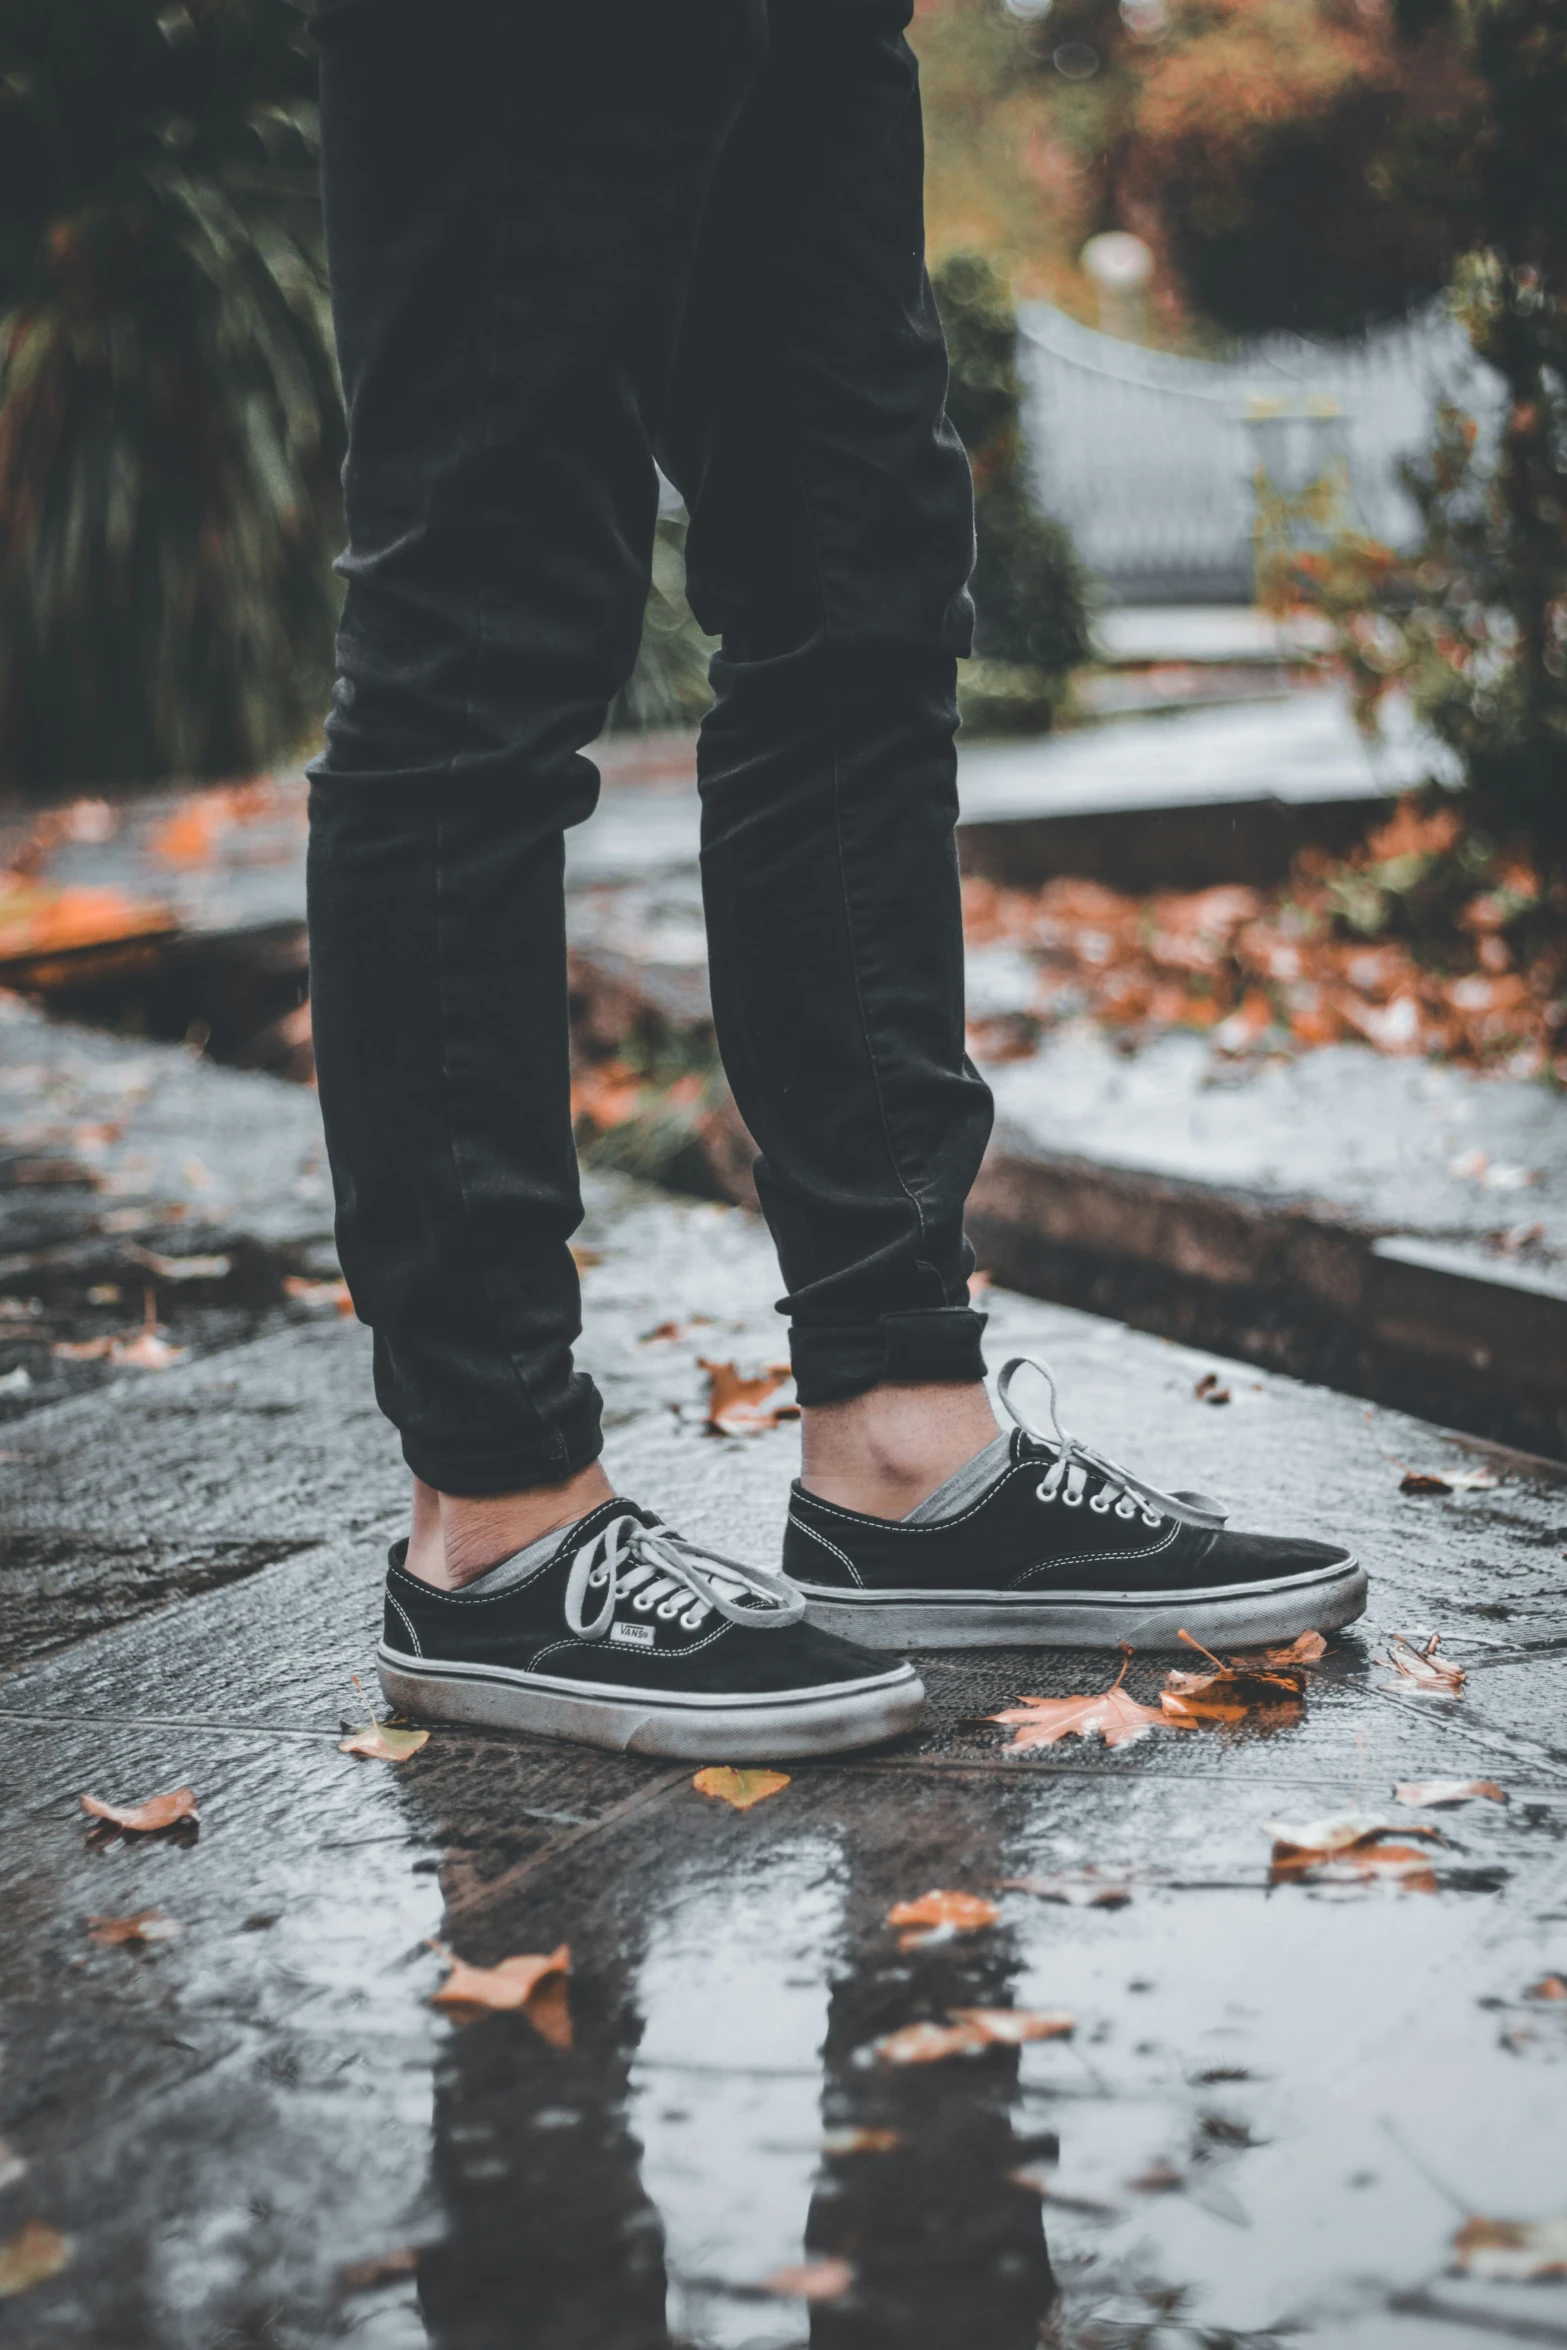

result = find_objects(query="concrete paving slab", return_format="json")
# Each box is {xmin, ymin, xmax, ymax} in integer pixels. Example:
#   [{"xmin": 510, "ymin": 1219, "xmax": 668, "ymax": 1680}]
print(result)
[{"xmin": 2, "ymin": 1170, "xmax": 1565, "ymax": 2347}]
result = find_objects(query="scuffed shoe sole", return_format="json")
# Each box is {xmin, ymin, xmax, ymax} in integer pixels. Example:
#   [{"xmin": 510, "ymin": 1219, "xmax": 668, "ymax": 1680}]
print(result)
[
  {"xmin": 377, "ymin": 1644, "xmax": 925, "ymax": 1759},
  {"xmin": 792, "ymin": 1556, "xmax": 1368, "ymax": 1652}
]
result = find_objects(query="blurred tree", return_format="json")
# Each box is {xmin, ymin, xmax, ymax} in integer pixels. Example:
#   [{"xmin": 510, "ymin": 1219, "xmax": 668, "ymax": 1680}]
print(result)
[
  {"xmin": 0, "ymin": 0, "xmax": 341, "ymax": 788},
  {"xmin": 1259, "ymin": 1, "xmax": 1567, "ymax": 856},
  {"xmin": 933, "ymin": 250, "xmax": 1091, "ymax": 731}
]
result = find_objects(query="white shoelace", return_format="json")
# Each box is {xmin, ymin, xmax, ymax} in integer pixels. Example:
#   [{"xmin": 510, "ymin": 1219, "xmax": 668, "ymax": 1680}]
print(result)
[
  {"xmin": 998, "ymin": 1356, "xmax": 1226, "ymax": 1530},
  {"xmin": 563, "ymin": 1512, "xmax": 806, "ymax": 1644}
]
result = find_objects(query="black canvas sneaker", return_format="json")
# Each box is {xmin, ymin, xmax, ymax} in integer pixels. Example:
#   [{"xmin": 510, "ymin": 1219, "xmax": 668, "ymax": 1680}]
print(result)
[
  {"xmin": 378, "ymin": 1497, "xmax": 924, "ymax": 1759},
  {"xmin": 784, "ymin": 1356, "xmax": 1368, "ymax": 1651}
]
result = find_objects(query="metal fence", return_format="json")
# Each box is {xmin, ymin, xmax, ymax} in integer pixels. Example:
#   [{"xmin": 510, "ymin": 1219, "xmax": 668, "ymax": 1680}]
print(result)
[{"xmin": 1015, "ymin": 300, "xmax": 1501, "ymax": 605}]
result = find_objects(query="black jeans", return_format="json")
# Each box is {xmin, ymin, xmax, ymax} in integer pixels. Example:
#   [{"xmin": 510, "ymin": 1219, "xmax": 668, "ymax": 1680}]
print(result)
[{"xmin": 306, "ymin": 0, "xmax": 994, "ymax": 1496}]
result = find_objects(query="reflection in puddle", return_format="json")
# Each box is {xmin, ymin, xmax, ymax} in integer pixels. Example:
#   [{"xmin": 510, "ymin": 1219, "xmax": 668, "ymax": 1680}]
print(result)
[{"xmin": 630, "ymin": 1835, "xmax": 846, "ymax": 2347}]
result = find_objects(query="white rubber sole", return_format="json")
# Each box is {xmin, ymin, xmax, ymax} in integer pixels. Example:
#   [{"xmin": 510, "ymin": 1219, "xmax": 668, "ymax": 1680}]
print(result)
[
  {"xmin": 377, "ymin": 1643, "xmax": 925, "ymax": 1760},
  {"xmin": 793, "ymin": 1557, "xmax": 1367, "ymax": 1651}
]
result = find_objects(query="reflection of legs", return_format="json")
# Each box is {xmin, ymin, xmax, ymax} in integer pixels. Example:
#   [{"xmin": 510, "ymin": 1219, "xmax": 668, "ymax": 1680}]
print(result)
[
  {"xmin": 415, "ymin": 1950, "xmax": 673, "ymax": 2350},
  {"xmin": 661, "ymin": 0, "xmax": 1000, "ymax": 1520},
  {"xmin": 805, "ymin": 1835, "xmax": 1057, "ymax": 2346}
]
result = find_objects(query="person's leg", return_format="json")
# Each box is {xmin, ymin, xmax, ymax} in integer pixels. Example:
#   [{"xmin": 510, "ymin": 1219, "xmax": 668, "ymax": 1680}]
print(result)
[
  {"xmin": 660, "ymin": 0, "xmax": 998, "ymax": 1521},
  {"xmin": 307, "ymin": 0, "xmax": 765, "ymax": 1582}
]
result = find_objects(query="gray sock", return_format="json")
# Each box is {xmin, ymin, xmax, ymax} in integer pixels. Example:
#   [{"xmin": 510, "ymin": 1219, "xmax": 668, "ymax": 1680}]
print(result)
[{"xmin": 902, "ymin": 1431, "xmax": 1013, "ymax": 1525}]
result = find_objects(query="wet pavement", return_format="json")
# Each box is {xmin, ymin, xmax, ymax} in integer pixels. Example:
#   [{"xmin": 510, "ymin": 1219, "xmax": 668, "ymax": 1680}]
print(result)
[{"xmin": 3, "ymin": 1119, "xmax": 1567, "ymax": 2348}]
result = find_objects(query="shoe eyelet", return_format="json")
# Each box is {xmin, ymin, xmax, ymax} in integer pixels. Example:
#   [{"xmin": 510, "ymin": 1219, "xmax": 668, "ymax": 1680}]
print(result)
[
  {"xmin": 656, "ymin": 1598, "xmax": 683, "ymax": 1620},
  {"xmin": 1115, "ymin": 1497, "xmax": 1138, "ymax": 1519},
  {"xmin": 681, "ymin": 1607, "xmax": 706, "ymax": 1630},
  {"xmin": 588, "ymin": 1566, "xmax": 610, "ymax": 1587},
  {"xmin": 1061, "ymin": 1491, "xmax": 1084, "ymax": 1509},
  {"xmin": 1142, "ymin": 1508, "xmax": 1162, "ymax": 1528},
  {"xmin": 1088, "ymin": 1492, "xmax": 1112, "ymax": 1514},
  {"xmin": 1035, "ymin": 1481, "xmax": 1057, "ymax": 1505},
  {"xmin": 632, "ymin": 1592, "xmax": 656, "ymax": 1612}
]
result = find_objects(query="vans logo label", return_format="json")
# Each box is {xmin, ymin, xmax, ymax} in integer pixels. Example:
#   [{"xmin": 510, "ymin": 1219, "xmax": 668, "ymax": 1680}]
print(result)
[{"xmin": 609, "ymin": 1621, "xmax": 656, "ymax": 1649}]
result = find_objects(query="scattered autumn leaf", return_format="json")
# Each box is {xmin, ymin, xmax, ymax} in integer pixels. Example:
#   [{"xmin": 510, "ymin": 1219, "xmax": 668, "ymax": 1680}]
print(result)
[
  {"xmin": 1265, "ymin": 1809, "xmax": 1443, "ymax": 1890},
  {"xmin": 124, "ymin": 1245, "xmax": 232, "ymax": 1283},
  {"xmin": 86, "ymin": 1909, "xmax": 182, "ymax": 1947},
  {"xmin": 1383, "ymin": 1632, "xmax": 1466, "ymax": 1695},
  {"xmin": 1527, "ymin": 1974, "xmax": 1567, "ymax": 2002},
  {"xmin": 640, "ymin": 1316, "xmax": 713, "ymax": 1344},
  {"xmin": 1160, "ymin": 1629, "xmax": 1310, "ymax": 1727},
  {"xmin": 1193, "ymin": 1372, "xmax": 1231, "ymax": 1405},
  {"xmin": 429, "ymin": 1941, "xmax": 570, "ymax": 2023},
  {"xmin": 692, "ymin": 1766, "xmax": 790, "ymax": 1810},
  {"xmin": 340, "ymin": 1675, "xmax": 429, "ymax": 1762},
  {"xmin": 111, "ymin": 1329, "xmax": 187, "ymax": 1370},
  {"xmin": 886, "ymin": 1890, "xmax": 999, "ymax": 1936},
  {"xmin": 700, "ymin": 1359, "xmax": 799, "ymax": 1436},
  {"xmin": 0, "ymin": 2218, "xmax": 70, "ymax": 2300},
  {"xmin": 1394, "ymin": 1779, "xmax": 1507, "ymax": 1808},
  {"xmin": 570, "ymin": 1061, "xmax": 644, "ymax": 1131},
  {"xmin": 80, "ymin": 1785, "xmax": 199, "ymax": 1834},
  {"xmin": 758, "ymin": 2259, "xmax": 855, "ymax": 2302},
  {"xmin": 1002, "ymin": 1870, "xmax": 1132, "ymax": 1909},
  {"xmin": 283, "ymin": 1275, "xmax": 354, "ymax": 1315},
  {"xmin": 336, "ymin": 2247, "xmax": 419, "ymax": 2297},
  {"xmin": 1254, "ymin": 1631, "xmax": 1327, "ymax": 1665},
  {"xmin": 821, "ymin": 2128, "xmax": 902, "ymax": 2156},
  {"xmin": 0, "ymin": 878, "xmax": 174, "ymax": 962},
  {"xmin": 992, "ymin": 1656, "xmax": 1189, "ymax": 1752},
  {"xmin": 1452, "ymin": 2214, "xmax": 1567, "ymax": 2281},
  {"xmin": 874, "ymin": 2009, "xmax": 1074, "ymax": 2064},
  {"xmin": 518, "ymin": 1967, "xmax": 573, "ymax": 2050},
  {"xmin": 1399, "ymin": 1464, "xmax": 1499, "ymax": 1494}
]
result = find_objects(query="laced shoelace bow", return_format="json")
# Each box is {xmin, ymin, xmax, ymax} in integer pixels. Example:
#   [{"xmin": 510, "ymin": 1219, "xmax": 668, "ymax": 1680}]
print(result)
[
  {"xmin": 563, "ymin": 1512, "xmax": 806, "ymax": 1643},
  {"xmin": 998, "ymin": 1357, "xmax": 1226, "ymax": 1531}
]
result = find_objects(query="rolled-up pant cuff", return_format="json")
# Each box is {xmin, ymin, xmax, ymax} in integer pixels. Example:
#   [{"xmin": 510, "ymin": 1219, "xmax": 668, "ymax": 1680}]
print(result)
[
  {"xmin": 789, "ymin": 1308, "xmax": 989, "ymax": 1408},
  {"xmin": 398, "ymin": 1381, "xmax": 606, "ymax": 1498}
]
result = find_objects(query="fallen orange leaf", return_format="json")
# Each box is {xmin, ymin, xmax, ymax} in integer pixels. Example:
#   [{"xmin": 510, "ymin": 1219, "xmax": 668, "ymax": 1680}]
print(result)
[
  {"xmin": 0, "ymin": 2218, "xmax": 70, "ymax": 2300},
  {"xmin": 758, "ymin": 2259, "xmax": 855, "ymax": 2302},
  {"xmin": 110, "ymin": 1329, "xmax": 187, "ymax": 1370},
  {"xmin": 692, "ymin": 1766, "xmax": 790, "ymax": 1810},
  {"xmin": 1394, "ymin": 1779, "xmax": 1506, "ymax": 1808},
  {"xmin": 875, "ymin": 2008, "xmax": 1075, "ymax": 2064},
  {"xmin": 886, "ymin": 1890, "xmax": 1000, "ymax": 1936},
  {"xmin": 1265, "ymin": 1809, "xmax": 1443, "ymax": 1889},
  {"xmin": 429, "ymin": 1942, "xmax": 570, "ymax": 2019},
  {"xmin": 283, "ymin": 1275, "xmax": 354, "ymax": 1315},
  {"xmin": 85, "ymin": 1909, "xmax": 182, "ymax": 1947},
  {"xmin": 80, "ymin": 1786, "xmax": 199, "ymax": 1834},
  {"xmin": 700, "ymin": 1359, "xmax": 799, "ymax": 1436},
  {"xmin": 1452, "ymin": 2215, "xmax": 1567, "ymax": 2281},
  {"xmin": 992, "ymin": 1655, "xmax": 1188, "ymax": 1752},
  {"xmin": 1399, "ymin": 1464, "xmax": 1499, "ymax": 1494},
  {"xmin": 821, "ymin": 2128, "xmax": 902, "ymax": 2156},
  {"xmin": 1159, "ymin": 1630, "xmax": 1310, "ymax": 1726},
  {"xmin": 0, "ymin": 879, "xmax": 173, "ymax": 960},
  {"xmin": 149, "ymin": 797, "xmax": 229, "ymax": 867},
  {"xmin": 340, "ymin": 1676, "xmax": 429, "ymax": 1762},
  {"xmin": 1527, "ymin": 1974, "xmax": 1567, "ymax": 2002},
  {"xmin": 1383, "ymin": 1632, "xmax": 1466, "ymax": 1695},
  {"xmin": 1253, "ymin": 1631, "xmax": 1327, "ymax": 1666},
  {"xmin": 518, "ymin": 1968, "xmax": 574, "ymax": 2050},
  {"xmin": 570, "ymin": 1061, "xmax": 644, "ymax": 1131}
]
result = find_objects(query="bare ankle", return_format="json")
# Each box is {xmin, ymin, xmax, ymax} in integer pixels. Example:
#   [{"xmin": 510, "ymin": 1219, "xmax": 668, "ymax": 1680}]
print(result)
[
  {"xmin": 799, "ymin": 1380, "xmax": 999, "ymax": 1520},
  {"xmin": 404, "ymin": 1462, "xmax": 615, "ymax": 1590}
]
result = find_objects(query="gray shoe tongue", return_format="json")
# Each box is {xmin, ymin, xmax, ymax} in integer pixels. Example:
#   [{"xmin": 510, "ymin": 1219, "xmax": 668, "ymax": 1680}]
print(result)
[{"xmin": 1171, "ymin": 1488, "xmax": 1226, "ymax": 1521}]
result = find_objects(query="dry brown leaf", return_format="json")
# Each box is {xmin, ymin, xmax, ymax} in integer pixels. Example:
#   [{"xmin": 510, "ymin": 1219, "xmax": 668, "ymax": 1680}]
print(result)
[
  {"xmin": 1253, "ymin": 1631, "xmax": 1327, "ymax": 1665},
  {"xmin": 1452, "ymin": 2215, "xmax": 1567, "ymax": 2281},
  {"xmin": 111, "ymin": 1329, "xmax": 187, "ymax": 1370},
  {"xmin": 80, "ymin": 1785, "xmax": 199, "ymax": 1834},
  {"xmin": 1400, "ymin": 1464, "xmax": 1499, "ymax": 1494},
  {"xmin": 1193, "ymin": 1372, "xmax": 1231, "ymax": 1405},
  {"xmin": 1383, "ymin": 1632, "xmax": 1467, "ymax": 1695},
  {"xmin": 429, "ymin": 1941, "xmax": 571, "ymax": 2021},
  {"xmin": 1266, "ymin": 1809, "xmax": 1443, "ymax": 1889},
  {"xmin": 1394, "ymin": 1779, "xmax": 1507, "ymax": 1808},
  {"xmin": 1160, "ymin": 1629, "xmax": 1309, "ymax": 1727},
  {"xmin": 0, "ymin": 878, "xmax": 173, "ymax": 960},
  {"xmin": 821, "ymin": 2128, "xmax": 902, "ymax": 2156},
  {"xmin": 640, "ymin": 1316, "xmax": 714, "ymax": 1345},
  {"xmin": 336, "ymin": 2247, "xmax": 419, "ymax": 2297},
  {"xmin": 1002, "ymin": 1870, "xmax": 1132, "ymax": 1909},
  {"xmin": 0, "ymin": 2218, "xmax": 70, "ymax": 2300},
  {"xmin": 700, "ymin": 1359, "xmax": 799, "ymax": 1436},
  {"xmin": 283, "ymin": 1275, "xmax": 355, "ymax": 1315},
  {"xmin": 1526, "ymin": 1974, "xmax": 1567, "ymax": 2002},
  {"xmin": 86, "ymin": 1909, "xmax": 182, "ymax": 1947},
  {"xmin": 340, "ymin": 1719, "xmax": 429, "ymax": 1762},
  {"xmin": 992, "ymin": 1656, "xmax": 1188, "ymax": 1752},
  {"xmin": 886, "ymin": 1890, "xmax": 999, "ymax": 1936},
  {"xmin": 692, "ymin": 1766, "xmax": 790, "ymax": 1810},
  {"xmin": 874, "ymin": 2008, "xmax": 1074, "ymax": 2064},
  {"xmin": 570, "ymin": 1061, "xmax": 644, "ymax": 1131},
  {"xmin": 758, "ymin": 2259, "xmax": 855, "ymax": 2302},
  {"xmin": 518, "ymin": 1968, "xmax": 574, "ymax": 2050}
]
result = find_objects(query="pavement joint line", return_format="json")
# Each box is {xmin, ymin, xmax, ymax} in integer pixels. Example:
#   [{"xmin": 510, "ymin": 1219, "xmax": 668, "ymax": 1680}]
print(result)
[
  {"xmin": 440, "ymin": 1764, "xmax": 690, "ymax": 1922},
  {"xmin": 0, "ymin": 1707, "xmax": 345, "ymax": 1741}
]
